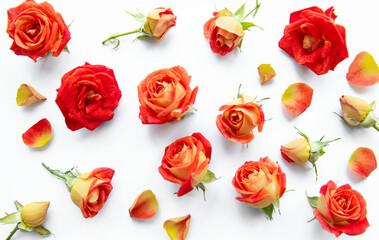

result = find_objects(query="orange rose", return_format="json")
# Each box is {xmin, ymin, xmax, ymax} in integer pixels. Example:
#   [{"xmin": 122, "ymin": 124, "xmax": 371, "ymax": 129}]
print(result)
[
  {"xmin": 232, "ymin": 157, "xmax": 286, "ymax": 210},
  {"xmin": 158, "ymin": 133, "xmax": 212, "ymax": 197},
  {"xmin": 313, "ymin": 181, "xmax": 369, "ymax": 237},
  {"xmin": 6, "ymin": 0, "xmax": 71, "ymax": 61},
  {"xmin": 143, "ymin": 7, "xmax": 176, "ymax": 40},
  {"xmin": 216, "ymin": 93, "xmax": 264, "ymax": 143},
  {"xmin": 138, "ymin": 66, "xmax": 198, "ymax": 124}
]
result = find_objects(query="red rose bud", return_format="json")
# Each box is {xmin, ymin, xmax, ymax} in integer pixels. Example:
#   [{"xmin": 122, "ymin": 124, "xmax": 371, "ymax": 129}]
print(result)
[
  {"xmin": 6, "ymin": 0, "xmax": 71, "ymax": 61},
  {"xmin": 143, "ymin": 8, "xmax": 176, "ymax": 39},
  {"xmin": 279, "ymin": 6, "xmax": 348, "ymax": 75}
]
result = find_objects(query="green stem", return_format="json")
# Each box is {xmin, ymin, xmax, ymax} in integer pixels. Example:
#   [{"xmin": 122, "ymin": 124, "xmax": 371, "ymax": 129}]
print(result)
[
  {"xmin": 240, "ymin": 1, "xmax": 261, "ymax": 21},
  {"xmin": 102, "ymin": 29, "xmax": 140, "ymax": 44},
  {"xmin": 312, "ymin": 163, "xmax": 318, "ymax": 182},
  {"xmin": 373, "ymin": 124, "xmax": 379, "ymax": 132},
  {"xmin": 6, "ymin": 224, "xmax": 19, "ymax": 240},
  {"xmin": 42, "ymin": 163, "xmax": 66, "ymax": 181}
]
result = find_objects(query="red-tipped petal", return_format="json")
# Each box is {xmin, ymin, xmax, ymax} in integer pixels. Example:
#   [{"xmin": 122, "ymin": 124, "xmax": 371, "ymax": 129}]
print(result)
[
  {"xmin": 129, "ymin": 190, "xmax": 158, "ymax": 219},
  {"xmin": 281, "ymin": 83, "xmax": 313, "ymax": 115},
  {"xmin": 347, "ymin": 51, "xmax": 379, "ymax": 86},
  {"xmin": 163, "ymin": 214, "xmax": 191, "ymax": 240},
  {"xmin": 349, "ymin": 147, "xmax": 377, "ymax": 178},
  {"xmin": 16, "ymin": 84, "xmax": 46, "ymax": 106},
  {"xmin": 22, "ymin": 118, "xmax": 52, "ymax": 147},
  {"xmin": 258, "ymin": 64, "xmax": 276, "ymax": 85}
]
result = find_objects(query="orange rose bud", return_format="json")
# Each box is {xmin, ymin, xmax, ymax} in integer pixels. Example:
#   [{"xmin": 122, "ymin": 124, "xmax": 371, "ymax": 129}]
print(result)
[
  {"xmin": 282, "ymin": 83, "xmax": 313, "ymax": 116},
  {"xmin": 16, "ymin": 84, "xmax": 46, "ymax": 106},
  {"xmin": 129, "ymin": 190, "xmax": 158, "ymax": 219},
  {"xmin": 22, "ymin": 118, "xmax": 52, "ymax": 148},
  {"xmin": 347, "ymin": 51, "xmax": 379, "ymax": 86},
  {"xmin": 163, "ymin": 214, "xmax": 191, "ymax": 240},
  {"xmin": 143, "ymin": 8, "xmax": 176, "ymax": 40},
  {"xmin": 339, "ymin": 95, "xmax": 376, "ymax": 127},
  {"xmin": 258, "ymin": 64, "xmax": 276, "ymax": 85},
  {"xmin": 20, "ymin": 202, "xmax": 50, "ymax": 227},
  {"xmin": 349, "ymin": 147, "xmax": 377, "ymax": 178},
  {"xmin": 281, "ymin": 138, "xmax": 310, "ymax": 163}
]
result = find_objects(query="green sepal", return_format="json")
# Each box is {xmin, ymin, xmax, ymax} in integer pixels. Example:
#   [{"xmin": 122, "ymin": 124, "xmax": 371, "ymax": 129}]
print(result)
[
  {"xmin": 125, "ymin": 10, "xmax": 146, "ymax": 23},
  {"xmin": 67, "ymin": 19, "xmax": 74, "ymax": 28},
  {"xmin": 42, "ymin": 163, "xmax": 80, "ymax": 192},
  {"xmin": 273, "ymin": 199, "xmax": 281, "ymax": 215},
  {"xmin": 14, "ymin": 201, "xmax": 23, "ymax": 212},
  {"xmin": 241, "ymin": 22, "xmax": 262, "ymax": 31},
  {"xmin": 135, "ymin": 33, "xmax": 151, "ymax": 40},
  {"xmin": 261, "ymin": 204, "xmax": 274, "ymax": 220},
  {"xmin": 33, "ymin": 225, "xmax": 51, "ymax": 236},
  {"xmin": 63, "ymin": 45, "xmax": 70, "ymax": 53},
  {"xmin": 236, "ymin": 84, "xmax": 242, "ymax": 99},
  {"xmin": 202, "ymin": 170, "xmax": 219, "ymax": 183},
  {"xmin": 195, "ymin": 182, "xmax": 207, "ymax": 201},
  {"xmin": 18, "ymin": 222, "xmax": 32, "ymax": 232},
  {"xmin": 361, "ymin": 110, "xmax": 379, "ymax": 128},
  {"xmin": 294, "ymin": 127, "xmax": 310, "ymax": 142},
  {"xmin": 233, "ymin": 3, "xmax": 246, "ymax": 22},
  {"xmin": 0, "ymin": 212, "xmax": 21, "ymax": 224},
  {"xmin": 306, "ymin": 192, "xmax": 319, "ymax": 209},
  {"xmin": 187, "ymin": 105, "xmax": 197, "ymax": 113}
]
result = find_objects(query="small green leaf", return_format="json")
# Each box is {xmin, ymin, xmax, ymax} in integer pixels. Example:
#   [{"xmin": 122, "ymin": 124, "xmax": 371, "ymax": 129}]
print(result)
[
  {"xmin": 63, "ymin": 45, "xmax": 70, "ymax": 53},
  {"xmin": 67, "ymin": 19, "xmax": 74, "ymax": 28},
  {"xmin": 237, "ymin": 84, "xmax": 242, "ymax": 99},
  {"xmin": 187, "ymin": 105, "xmax": 197, "ymax": 113},
  {"xmin": 0, "ymin": 212, "xmax": 21, "ymax": 224},
  {"xmin": 294, "ymin": 127, "xmax": 310, "ymax": 142},
  {"xmin": 33, "ymin": 225, "xmax": 51, "ymax": 236},
  {"xmin": 241, "ymin": 22, "xmax": 256, "ymax": 31},
  {"xmin": 202, "ymin": 170, "xmax": 219, "ymax": 183},
  {"xmin": 306, "ymin": 192, "xmax": 319, "ymax": 208},
  {"xmin": 18, "ymin": 222, "xmax": 32, "ymax": 232},
  {"xmin": 261, "ymin": 204, "xmax": 274, "ymax": 220},
  {"xmin": 195, "ymin": 182, "xmax": 207, "ymax": 201},
  {"xmin": 233, "ymin": 3, "xmax": 246, "ymax": 21},
  {"xmin": 136, "ymin": 34, "xmax": 151, "ymax": 40},
  {"xmin": 14, "ymin": 201, "xmax": 23, "ymax": 211}
]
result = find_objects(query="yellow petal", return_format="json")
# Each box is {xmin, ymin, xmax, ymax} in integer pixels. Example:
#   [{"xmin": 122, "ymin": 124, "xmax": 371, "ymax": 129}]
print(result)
[{"xmin": 163, "ymin": 214, "xmax": 191, "ymax": 240}]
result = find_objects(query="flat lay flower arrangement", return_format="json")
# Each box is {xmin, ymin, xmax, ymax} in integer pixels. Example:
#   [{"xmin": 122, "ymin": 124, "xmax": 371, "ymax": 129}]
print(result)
[{"xmin": 0, "ymin": 0, "xmax": 378, "ymax": 239}]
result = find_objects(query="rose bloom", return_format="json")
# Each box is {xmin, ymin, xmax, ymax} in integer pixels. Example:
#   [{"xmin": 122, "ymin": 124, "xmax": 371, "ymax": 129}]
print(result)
[
  {"xmin": 6, "ymin": 0, "xmax": 71, "ymax": 62},
  {"xmin": 279, "ymin": 6, "xmax": 348, "ymax": 75},
  {"xmin": 281, "ymin": 138, "xmax": 310, "ymax": 163},
  {"xmin": 216, "ymin": 93, "xmax": 264, "ymax": 143},
  {"xmin": 314, "ymin": 181, "xmax": 369, "ymax": 237},
  {"xmin": 204, "ymin": 9, "xmax": 244, "ymax": 56},
  {"xmin": 232, "ymin": 157, "xmax": 286, "ymax": 208},
  {"xmin": 56, "ymin": 63, "xmax": 122, "ymax": 131},
  {"xmin": 70, "ymin": 168, "xmax": 115, "ymax": 218},
  {"xmin": 143, "ymin": 7, "xmax": 176, "ymax": 40},
  {"xmin": 158, "ymin": 133, "xmax": 212, "ymax": 197},
  {"xmin": 138, "ymin": 66, "xmax": 198, "ymax": 124}
]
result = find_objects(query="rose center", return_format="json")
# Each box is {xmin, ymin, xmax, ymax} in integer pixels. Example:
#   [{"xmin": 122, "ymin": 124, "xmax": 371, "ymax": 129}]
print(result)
[
  {"xmin": 303, "ymin": 34, "xmax": 324, "ymax": 52},
  {"xmin": 86, "ymin": 89, "xmax": 102, "ymax": 104},
  {"xmin": 26, "ymin": 24, "xmax": 40, "ymax": 38},
  {"xmin": 230, "ymin": 111, "xmax": 242, "ymax": 124}
]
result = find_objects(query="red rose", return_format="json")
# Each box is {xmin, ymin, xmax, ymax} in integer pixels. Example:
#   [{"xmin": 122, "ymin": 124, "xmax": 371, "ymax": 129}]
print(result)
[
  {"xmin": 314, "ymin": 181, "xmax": 369, "ymax": 237},
  {"xmin": 56, "ymin": 63, "xmax": 122, "ymax": 131},
  {"xmin": 137, "ymin": 66, "xmax": 198, "ymax": 124},
  {"xmin": 6, "ymin": 0, "xmax": 71, "ymax": 61},
  {"xmin": 279, "ymin": 6, "xmax": 348, "ymax": 75},
  {"xmin": 158, "ymin": 133, "xmax": 212, "ymax": 197}
]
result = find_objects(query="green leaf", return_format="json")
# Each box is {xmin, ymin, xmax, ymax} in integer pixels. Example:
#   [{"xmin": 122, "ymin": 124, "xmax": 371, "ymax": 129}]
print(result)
[
  {"xmin": 273, "ymin": 199, "xmax": 281, "ymax": 215},
  {"xmin": 233, "ymin": 3, "xmax": 246, "ymax": 21},
  {"xmin": 187, "ymin": 105, "xmax": 197, "ymax": 113},
  {"xmin": 14, "ymin": 201, "xmax": 23, "ymax": 211},
  {"xmin": 18, "ymin": 222, "xmax": 32, "ymax": 232},
  {"xmin": 294, "ymin": 127, "xmax": 310, "ymax": 142},
  {"xmin": 0, "ymin": 212, "xmax": 21, "ymax": 224},
  {"xmin": 63, "ymin": 45, "xmax": 70, "ymax": 53},
  {"xmin": 195, "ymin": 182, "xmax": 207, "ymax": 201},
  {"xmin": 241, "ymin": 22, "xmax": 256, "ymax": 31},
  {"xmin": 136, "ymin": 34, "xmax": 151, "ymax": 40},
  {"xmin": 125, "ymin": 10, "xmax": 146, "ymax": 23},
  {"xmin": 202, "ymin": 170, "xmax": 219, "ymax": 183},
  {"xmin": 261, "ymin": 204, "xmax": 274, "ymax": 220},
  {"xmin": 67, "ymin": 19, "xmax": 74, "ymax": 28},
  {"xmin": 33, "ymin": 225, "xmax": 51, "ymax": 236},
  {"xmin": 306, "ymin": 192, "xmax": 319, "ymax": 208}
]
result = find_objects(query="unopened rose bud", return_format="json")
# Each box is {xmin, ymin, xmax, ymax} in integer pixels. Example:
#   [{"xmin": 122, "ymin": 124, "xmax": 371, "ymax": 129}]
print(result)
[
  {"xmin": 143, "ymin": 8, "xmax": 176, "ymax": 40},
  {"xmin": 340, "ymin": 95, "xmax": 372, "ymax": 126},
  {"xmin": 20, "ymin": 202, "xmax": 50, "ymax": 227},
  {"xmin": 281, "ymin": 138, "xmax": 310, "ymax": 163}
]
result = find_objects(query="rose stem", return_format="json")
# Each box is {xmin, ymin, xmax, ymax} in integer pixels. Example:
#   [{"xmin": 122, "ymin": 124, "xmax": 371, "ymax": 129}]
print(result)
[
  {"xmin": 240, "ymin": 1, "xmax": 261, "ymax": 21},
  {"xmin": 42, "ymin": 163, "xmax": 66, "ymax": 181},
  {"xmin": 373, "ymin": 124, "xmax": 379, "ymax": 132},
  {"xmin": 102, "ymin": 29, "xmax": 140, "ymax": 44},
  {"xmin": 6, "ymin": 224, "xmax": 19, "ymax": 240}
]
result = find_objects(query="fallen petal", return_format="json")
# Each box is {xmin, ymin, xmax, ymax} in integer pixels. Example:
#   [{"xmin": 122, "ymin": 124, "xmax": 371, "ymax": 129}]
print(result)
[
  {"xmin": 22, "ymin": 118, "xmax": 52, "ymax": 148},
  {"xmin": 258, "ymin": 64, "xmax": 276, "ymax": 85},
  {"xmin": 163, "ymin": 214, "xmax": 191, "ymax": 240},
  {"xmin": 16, "ymin": 84, "xmax": 46, "ymax": 106},
  {"xmin": 347, "ymin": 51, "xmax": 379, "ymax": 86},
  {"xmin": 281, "ymin": 83, "xmax": 313, "ymax": 115},
  {"xmin": 129, "ymin": 190, "xmax": 158, "ymax": 219},
  {"xmin": 349, "ymin": 147, "xmax": 377, "ymax": 178}
]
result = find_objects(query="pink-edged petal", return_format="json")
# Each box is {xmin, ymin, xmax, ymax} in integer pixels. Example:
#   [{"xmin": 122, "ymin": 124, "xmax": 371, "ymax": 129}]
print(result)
[
  {"xmin": 163, "ymin": 214, "xmax": 191, "ymax": 240},
  {"xmin": 349, "ymin": 147, "xmax": 377, "ymax": 178},
  {"xmin": 16, "ymin": 84, "xmax": 46, "ymax": 106},
  {"xmin": 258, "ymin": 64, "xmax": 276, "ymax": 85},
  {"xmin": 281, "ymin": 83, "xmax": 313, "ymax": 115},
  {"xmin": 347, "ymin": 51, "xmax": 379, "ymax": 86},
  {"xmin": 129, "ymin": 190, "xmax": 158, "ymax": 219},
  {"xmin": 22, "ymin": 118, "xmax": 52, "ymax": 148}
]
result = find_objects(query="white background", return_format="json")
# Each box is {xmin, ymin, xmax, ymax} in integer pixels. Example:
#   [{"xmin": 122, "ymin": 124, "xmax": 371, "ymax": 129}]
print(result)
[{"xmin": 0, "ymin": 0, "xmax": 378, "ymax": 239}]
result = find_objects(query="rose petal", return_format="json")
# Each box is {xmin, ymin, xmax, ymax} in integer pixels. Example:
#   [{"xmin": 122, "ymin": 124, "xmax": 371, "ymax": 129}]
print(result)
[
  {"xmin": 22, "ymin": 118, "xmax": 52, "ymax": 147},
  {"xmin": 349, "ymin": 147, "xmax": 377, "ymax": 178},
  {"xmin": 258, "ymin": 64, "xmax": 276, "ymax": 85},
  {"xmin": 163, "ymin": 214, "xmax": 191, "ymax": 240},
  {"xmin": 347, "ymin": 51, "xmax": 379, "ymax": 86},
  {"xmin": 16, "ymin": 84, "xmax": 46, "ymax": 106},
  {"xmin": 281, "ymin": 83, "xmax": 313, "ymax": 115},
  {"xmin": 129, "ymin": 190, "xmax": 158, "ymax": 219}
]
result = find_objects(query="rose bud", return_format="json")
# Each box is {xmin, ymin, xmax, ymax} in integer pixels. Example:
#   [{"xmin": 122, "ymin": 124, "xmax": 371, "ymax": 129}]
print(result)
[
  {"xmin": 0, "ymin": 201, "xmax": 51, "ymax": 238},
  {"xmin": 232, "ymin": 157, "xmax": 286, "ymax": 220},
  {"xmin": 43, "ymin": 163, "xmax": 114, "ymax": 218},
  {"xmin": 6, "ymin": 0, "xmax": 71, "ymax": 61},
  {"xmin": 203, "ymin": 2, "xmax": 261, "ymax": 56},
  {"xmin": 159, "ymin": 133, "xmax": 217, "ymax": 197},
  {"xmin": 307, "ymin": 181, "xmax": 370, "ymax": 237},
  {"xmin": 103, "ymin": 7, "xmax": 176, "ymax": 48},
  {"xmin": 339, "ymin": 95, "xmax": 379, "ymax": 131},
  {"xmin": 279, "ymin": 6, "xmax": 348, "ymax": 75},
  {"xmin": 281, "ymin": 127, "xmax": 339, "ymax": 180}
]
